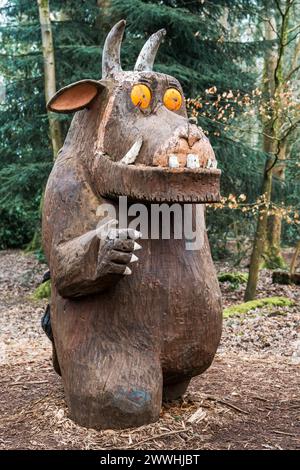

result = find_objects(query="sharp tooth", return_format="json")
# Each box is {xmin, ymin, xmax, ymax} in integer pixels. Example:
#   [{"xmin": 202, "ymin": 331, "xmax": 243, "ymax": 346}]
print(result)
[
  {"xmin": 169, "ymin": 154, "xmax": 179, "ymax": 168},
  {"xmin": 124, "ymin": 267, "xmax": 132, "ymax": 275},
  {"xmin": 187, "ymin": 154, "xmax": 200, "ymax": 169},
  {"xmin": 120, "ymin": 137, "xmax": 143, "ymax": 165},
  {"xmin": 130, "ymin": 254, "xmax": 138, "ymax": 263},
  {"xmin": 207, "ymin": 159, "xmax": 217, "ymax": 169}
]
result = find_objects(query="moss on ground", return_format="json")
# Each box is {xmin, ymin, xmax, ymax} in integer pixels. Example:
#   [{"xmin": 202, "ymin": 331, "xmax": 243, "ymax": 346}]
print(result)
[
  {"xmin": 262, "ymin": 248, "xmax": 287, "ymax": 270},
  {"xmin": 32, "ymin": 279, "xmax": 51, "ymax": 300},
  {"xmin": 223, "ymin": 296, "xmax": 294, "ymax": 318},
  {"xmin": 218, "ymin": 272, "xmax": 248, "ymax": 284},
  {"xmin": 218, "ymin": 272, "xmax": 248, "ymax": 290}
]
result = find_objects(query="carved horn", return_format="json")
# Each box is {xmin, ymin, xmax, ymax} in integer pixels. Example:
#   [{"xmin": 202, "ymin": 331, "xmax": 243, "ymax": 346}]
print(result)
[
  {"xmin": 102, "ymin": 19, "xmax": 126, "ymax": 79},
  {"xmin": 134, "ymin": 29, "xmax": 166, "ymax": 72}
]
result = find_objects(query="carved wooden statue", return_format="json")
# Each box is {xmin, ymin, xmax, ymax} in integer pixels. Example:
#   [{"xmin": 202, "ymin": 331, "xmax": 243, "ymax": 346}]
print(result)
[{"xmin": 42, "ymin": 20, "xmax": 222, "ymax": 430}]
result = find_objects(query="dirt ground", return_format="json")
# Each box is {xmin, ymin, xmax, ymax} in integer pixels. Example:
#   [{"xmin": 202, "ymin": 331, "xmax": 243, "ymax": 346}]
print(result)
[{"xmin": 0, "ymin": 250, "xmax": 299, "ymax": 450}]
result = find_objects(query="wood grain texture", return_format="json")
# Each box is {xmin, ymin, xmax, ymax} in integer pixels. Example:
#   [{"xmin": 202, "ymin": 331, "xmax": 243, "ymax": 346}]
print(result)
[{"xmin": 42, "ymin": 66, "xmax": 222, "ymax": 430}]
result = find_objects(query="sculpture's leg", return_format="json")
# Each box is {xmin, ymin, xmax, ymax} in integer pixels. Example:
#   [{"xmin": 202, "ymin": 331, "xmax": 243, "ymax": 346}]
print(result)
[
  {"xmin": 62, "ymin": 347, "xmax": 163, "ymax": 430},
  {"xmin": 52, "ymin": 342, "xmax": 61, "ymax": 376},
  {"xmin": 41, "ymin": 305, "xmax": 61, "ymax": 376},
  {"xmin": 163, "ymin": 378, "xmax": 191, "ymax": 401}
]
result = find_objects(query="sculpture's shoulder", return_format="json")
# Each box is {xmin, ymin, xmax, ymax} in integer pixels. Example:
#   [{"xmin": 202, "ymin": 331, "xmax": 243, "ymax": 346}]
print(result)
[{"xmin": 42, "ymin": 149, "xmax": 100, "ymax": 260}]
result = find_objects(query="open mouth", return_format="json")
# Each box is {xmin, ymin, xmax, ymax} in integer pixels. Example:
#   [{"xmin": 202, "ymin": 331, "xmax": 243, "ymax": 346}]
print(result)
[
  {"xmin": 153, "ymin": 152, "xmax": 218, "ymax": 170},
  {"xmin": 92, "ymin": 152, "xmax": 221, "ymax": 203},
  {"xmin": 161, "ymin": 153, "xmax": 217, "ymax": 170}
]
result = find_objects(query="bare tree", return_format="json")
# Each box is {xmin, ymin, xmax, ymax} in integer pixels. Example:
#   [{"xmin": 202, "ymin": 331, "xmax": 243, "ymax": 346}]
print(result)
[
  {"xmin": 245, "ymin": 0, "xmax": 300, "ymax": 300},
  {"xmin": 37, "ymin": 0, "xmax": 62, "ymax": 159}
]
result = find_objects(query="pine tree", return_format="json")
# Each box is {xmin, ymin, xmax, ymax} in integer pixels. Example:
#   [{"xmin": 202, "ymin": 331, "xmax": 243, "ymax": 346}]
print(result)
[
  {"xmin": 0, "ymin": 0, "xmax": 260, "ymax": 250},
  {"xmin": 0, "ymin": 0, "xmax": 100, "ymax": 248}
]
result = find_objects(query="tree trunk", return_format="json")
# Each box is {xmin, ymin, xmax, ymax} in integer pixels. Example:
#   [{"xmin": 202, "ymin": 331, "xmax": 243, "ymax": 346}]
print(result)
[
  {"xmin": 266, "ymin": 141, "xmax": 287, "ymax": 268},
  {"xmin": 244, "ymin": 155, "xmax": 273, "ymax": 301},
  {"xmin": 244, "ymin": 14, "xmax": 277, "ymax": 301},
  {"xmin": 246, "ymin": 1, "xmax": 300, "ymax": 298},
  {"xmin": 264, "ymin": 1, "xmax": 293, "ymax": 268},
  {"xmin": 290, "ymin": 240, "xmax": 300, "ymax": 275},
  {"xmin": 96, "ymin": 0, "xmax": 111, "ymax": 33},
  {"xmin": 37, "ymin": 0, "xmax": 62, "ymax": 159}
]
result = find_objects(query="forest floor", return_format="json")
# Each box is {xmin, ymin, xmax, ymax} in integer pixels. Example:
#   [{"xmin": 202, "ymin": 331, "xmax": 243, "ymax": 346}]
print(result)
[{"xmin": 0, "ymin": 249, "xmax": 299, "ymax": 450}]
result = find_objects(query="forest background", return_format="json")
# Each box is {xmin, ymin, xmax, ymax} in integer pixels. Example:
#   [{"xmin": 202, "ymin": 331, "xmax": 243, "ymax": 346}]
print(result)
[{"xmin": 1, "ymin": 0, "xmax": 300, "ymax": 300}]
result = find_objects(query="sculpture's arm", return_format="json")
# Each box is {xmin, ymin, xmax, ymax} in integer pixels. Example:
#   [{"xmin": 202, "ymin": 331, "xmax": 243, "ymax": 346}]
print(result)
[
  {"xmin": 42, "ymin": 152, "xmax": 142, "ymax": 299},
  {"xmin": 51, "ymin": 227, "xmax": 141, "ymax": 298}
]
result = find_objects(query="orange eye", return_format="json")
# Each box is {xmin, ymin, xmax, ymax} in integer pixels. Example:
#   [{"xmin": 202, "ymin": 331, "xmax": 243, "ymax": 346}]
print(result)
[
  {"xmin": 163, "ymin": 88, "xmax": 182, "ymax": 111},
  {"xmin": 131, "ymin": 84, "xmax": 151, "ymax": 109}
]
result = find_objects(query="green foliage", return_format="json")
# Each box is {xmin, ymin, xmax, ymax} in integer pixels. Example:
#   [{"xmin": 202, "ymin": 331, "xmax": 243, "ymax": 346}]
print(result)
[
  {"xmin": 0, "ymin": 0, "xmax": 263, "ymax": 251},
  {"xmin": 0, "ymin": 0, "xmax": 100, "ymax": 249},
  {"xmin": 32, "ymin": 245, "xmax": 47, "ymax": 263},
  {"xmin": 0, "ymin": 206, "xmax": 37, "ymax": 249},
  {"xmin": 223, "ymin": 296, "xmax": 294, "ymax": 318},
  {"xmin": 262, "ymin": 249, "xmax": 287, "ymax": 270},
  {"xmin": 218, "ymin": 271, "xmax": 248, "ymax": 289},
  {"xmin": 31, "ymin": 279, "xmax": 51, "ymax": 300}
]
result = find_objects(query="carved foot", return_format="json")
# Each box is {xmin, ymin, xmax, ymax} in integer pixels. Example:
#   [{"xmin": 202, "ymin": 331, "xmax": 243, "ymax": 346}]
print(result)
[
  {"xmin": 64, "ymin": 350, "xmax": 163, "ymax": 429},
  {"xmin": 163, "ymin": 378, "xmax": 191, "ymax": 401}
]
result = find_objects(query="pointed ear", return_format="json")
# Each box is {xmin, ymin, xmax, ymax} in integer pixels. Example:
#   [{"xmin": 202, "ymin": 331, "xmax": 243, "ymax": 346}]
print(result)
[{"xmin": 47, "ymin": 79, "xmax": 105, "ymax": 113}]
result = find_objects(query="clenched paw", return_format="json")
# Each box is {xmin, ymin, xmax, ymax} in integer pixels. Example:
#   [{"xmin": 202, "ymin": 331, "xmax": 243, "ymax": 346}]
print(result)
[{"xmin": 97, "ymin": 228, "xmax": 142, "ymax": 277}]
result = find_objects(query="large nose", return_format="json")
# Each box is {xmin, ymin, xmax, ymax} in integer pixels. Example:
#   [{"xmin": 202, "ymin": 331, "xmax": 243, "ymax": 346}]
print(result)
[{"xmin": 178, "ymin": 121, "xmax": 202, "ymax": 147}]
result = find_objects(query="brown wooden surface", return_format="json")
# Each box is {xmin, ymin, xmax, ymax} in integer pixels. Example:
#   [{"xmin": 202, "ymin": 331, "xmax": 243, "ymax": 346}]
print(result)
[
  {"xmin": 43, "ymin": 148, "xmax": 222, "ymax": 428},
  {"xmin": 42, "ymin": 23, "xmax": 222, "ymax": 429}
]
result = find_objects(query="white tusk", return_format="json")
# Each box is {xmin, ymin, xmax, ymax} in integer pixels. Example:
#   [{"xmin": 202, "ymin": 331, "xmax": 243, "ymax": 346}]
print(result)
[
  {"xmin": 169, "ymin": 154, "xmax": 179, "ymax": 168},
  {"xmin": 130, "ymin": 254, "xmax": 138, "ymax": 263},
  {"xmin": 187, "ymin": 154, "xmax": 200, "ymax": 169},
  {"xmin": 124, "ymin": 266, "xmax": 132, "ymax": 275},
  {"xmin": 133, "ymin": 242, "xmax": 142, "ymax": 251},
  {"xmin": 120, "ymin": 137, "xmax": 143, "ymax": 164}
]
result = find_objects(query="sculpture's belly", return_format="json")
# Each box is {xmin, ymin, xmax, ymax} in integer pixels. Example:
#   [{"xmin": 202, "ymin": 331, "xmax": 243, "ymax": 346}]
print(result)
[
  {"xmin": 52, "ymin": 237, "xmax": 222, "ymax": 384},
  {"xmin": 122, "ymin": 237, "xmax": 223, "ymax": 382},
  {"xmin": 160, "ymin": 275, "xmax": 222, "ymax": 382}
]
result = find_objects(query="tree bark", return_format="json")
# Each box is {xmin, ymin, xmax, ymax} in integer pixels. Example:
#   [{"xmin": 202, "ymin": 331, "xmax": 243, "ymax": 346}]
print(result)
[
  {"xmin": 244, "ymin": 13, "xmax": 277, "ymax": 301},
  {"xmin": 37, "ymin": 0, "xmax": 62, "ymax": 159},
  {"xmin": 245, "ymin": 1, "xmax": 298, "ymax": 299},
  {"xmin": 290, "ymin": 240, "xmax": 300, "ymax": 275},
  {"xmin": 244, "ymin": 156, "xmax": 273, "ymax": 301},
  {"xmin": 96, "ymin": 0, "xmax": 111, "ymax": 33},
  {"xmin": 265, "ymin": 0, "xmax": 296, "ymax": 267},
  {"xmin": 266, "ymin": 141, "xmax": 286, "ymax": 266}
]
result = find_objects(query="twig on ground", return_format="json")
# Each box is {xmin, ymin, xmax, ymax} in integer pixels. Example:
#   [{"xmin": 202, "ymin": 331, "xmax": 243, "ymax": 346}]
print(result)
[
  {"xmin": 251, "ymin": 395, "xmax": 268, "ymax": 402},
  {"xmin": 273, "ymin": 430, "xmax": 297, "ymax": 437},
  {"xmin": 206, "ymin": 395, "xmax": 249, "ymax": 415},
  {"xmin": 9, "ymin": 380, "xmax": 48, "ymax": 387}
]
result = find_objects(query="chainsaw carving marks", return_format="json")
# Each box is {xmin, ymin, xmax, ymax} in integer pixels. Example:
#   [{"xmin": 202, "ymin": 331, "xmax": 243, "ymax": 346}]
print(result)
[{"xmin": 42, "ymin": 20, "xmax": 222, "ymax": 429}]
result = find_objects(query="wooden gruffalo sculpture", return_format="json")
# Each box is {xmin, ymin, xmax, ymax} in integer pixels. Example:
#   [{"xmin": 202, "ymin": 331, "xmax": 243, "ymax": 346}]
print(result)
[{"xmin": 42, "ymin": 20, "xmax": 222, "ymax": 430}]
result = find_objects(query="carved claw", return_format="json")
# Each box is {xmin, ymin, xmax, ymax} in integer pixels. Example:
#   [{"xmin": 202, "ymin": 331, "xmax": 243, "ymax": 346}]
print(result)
[{"xmin": 100, "ymin": 228, "xmax": 142, "ymax": 278}]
